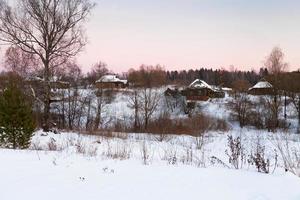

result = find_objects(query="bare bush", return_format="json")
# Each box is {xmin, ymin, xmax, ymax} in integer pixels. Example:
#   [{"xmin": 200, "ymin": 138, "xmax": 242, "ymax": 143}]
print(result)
[
  {"xmin": 86, "ymin": 146, "xmax": 98, "ymax": 157},
  {"xmin": 161, "ymin": 146, "xmax": 178, "ymax": 165},
  {"xmin": 140, "ymin": 141, "xmax": 151, "ymax": 165},
  {"xmin": 148, "ymin": 112, "xmax": 173, "ymax": 142},
  {"xmin": 189, "ymin": 114, "xmax": 214, "ymax": 150},
  {"xmin": 180, "ymin": 146, "xmax": 193, "ymax": 165},
  {"xmin": 273, "ymin": 134, "xmax": 300, "ymax": 176},
  {"xmin": 225, "ymin": 135, "xmax": 246, "ymax": 169},
  {"xmin": 248, "ymin": 138, "xmax": 270, "ymax": 174},
  {"xmin": 75, "ymin": 138, "xmax": 86, "ymax": 154},
  {"xmin": 102, "ymin": 140, "xmax": 131, "ymax": 160},
  {"xmin": 210, "ymin": 156, "xmax": 230, "ymax": 168},
  {"xmin": 47, "ymin": 138, "xmax": 58, "ymax": 151}
]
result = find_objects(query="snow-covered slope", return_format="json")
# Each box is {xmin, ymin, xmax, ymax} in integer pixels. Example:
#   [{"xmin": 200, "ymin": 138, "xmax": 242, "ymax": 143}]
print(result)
[
  {"xmin": 1, "ymin": 148, "xmax": 300, "ymax": 200},
  {"xmin": 1, "ymin": 129, "xmax": 300, "ymax": 200}
]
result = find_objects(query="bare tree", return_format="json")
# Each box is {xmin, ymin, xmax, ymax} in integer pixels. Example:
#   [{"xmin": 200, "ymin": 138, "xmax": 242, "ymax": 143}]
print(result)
[
  {"xmin": 264, "ymin": 46, "xmax": 288, "ymax": 76},
  {"xmin": 265, "ymin": 95, "xmax": 283, "ymax": 131},
  {"xmin": 0, "ymin": 0, "xmax": 94, "ymax": 131},
  {"xmin": 264, "ymin": 47, "xmax": 288, "ymax": 129},
  {"xmin": 128, "ymin": 90, "xmax": 140, "ymax": 131},
  {"xmin": 139, "ymin": 88, "xmax": 160, "ymax": 130},
  {"xmin": 190, "ymin": 114, "xmax": 212, "ymax": 150},
  {"xmin": 229, "ymin": 93, "xmax": 252, "ymax": 128},
  {"xmin": 291, "ymin": 94, "xmax": 300, "ymax": 128}
]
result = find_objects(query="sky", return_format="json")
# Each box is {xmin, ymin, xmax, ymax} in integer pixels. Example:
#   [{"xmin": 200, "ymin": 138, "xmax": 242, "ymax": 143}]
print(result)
[
  {"xmin": 76, "ymin": 0, "xmax": 300, "ymax": 73},
  {"xmin": 10, "ymin": 0, "xmax": 300, "ymax": 73}
]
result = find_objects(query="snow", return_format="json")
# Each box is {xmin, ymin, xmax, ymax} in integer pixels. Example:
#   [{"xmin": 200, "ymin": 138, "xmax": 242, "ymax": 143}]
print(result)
[
  {"xmin": 1, "ymin": 129, "xmax": 300, "ymax": 200},
  {"xmin": 222, "ymin": 87, "xmax": 233, "ymax": 91},
  {"xmin": 249, "ymin": 81, "xmax": 273, "ymax": 90},
  {"xmin": 2, "ymin": 85, "xmax": 300, "ymax": 199},
  {"xmin": 95, "ymin": 74, "xmax": 127, "ymax": 84},
  {"xmin": 189, "ymin": 79, "xmax": 215, "ymax": 90},
  {"xmin": 1, "ymin": 147, "xmax": 300, "ymax": 200}
]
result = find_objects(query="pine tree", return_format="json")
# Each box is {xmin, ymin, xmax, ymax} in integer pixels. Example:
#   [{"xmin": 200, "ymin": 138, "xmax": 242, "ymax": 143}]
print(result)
[{"xmin": 0, "ymin": 76, "xmax": 35, "ymax": 149}]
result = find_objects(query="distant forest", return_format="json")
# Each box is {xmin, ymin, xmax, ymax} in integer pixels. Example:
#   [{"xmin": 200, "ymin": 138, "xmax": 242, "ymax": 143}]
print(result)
[{"xmin": 165, "ymin": 67, "xmax": 269, "ymax": 87}]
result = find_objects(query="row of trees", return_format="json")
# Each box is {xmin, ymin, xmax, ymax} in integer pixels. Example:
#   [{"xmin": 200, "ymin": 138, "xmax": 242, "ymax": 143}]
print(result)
[{"xmin": 166, "ymin": 67, "xmax": 266, "ymax": 87}]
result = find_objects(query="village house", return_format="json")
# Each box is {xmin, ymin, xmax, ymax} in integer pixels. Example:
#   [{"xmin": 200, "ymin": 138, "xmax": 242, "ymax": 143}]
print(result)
[
  {"xmin": 178, "ymin": 79, "xmax": 225, "ymax": 111},
  {"xmin": 182, "ymin": 79, "xmax": 225, "ymax": 102},
  {"xmin": 248, "ymin": 80, "xmax": 274, "ymax": 95},
  {"xmin": 95, "ymin": 75, "xmax": 128, "ymax": 89}
]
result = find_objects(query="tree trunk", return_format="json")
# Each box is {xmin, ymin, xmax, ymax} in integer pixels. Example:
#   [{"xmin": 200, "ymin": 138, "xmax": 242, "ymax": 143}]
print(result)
[
  {"xmin": 298, "ymin": 99, "xmax": 300, "ymax": 125},
  {"xmin": 62, "ymin": 92, "xmax": 65, "ymax": 129},
  {"xmin": 94, "ymin": 97, "xmax": 102, "ymax": 131},
  {"xmin": 134, "ymin": 91, "xmax": 139, "ymax": 131},
  {"xmin": 86, "ymin": 98, "xmax": 91, "ymax": 131},
  {"xmin": 284, "ymin": 92, "xmax": 287, "ymax": 119},
  {"xmin": 43, "ymin": 60, "xmax": 51, "ymax": 132}
]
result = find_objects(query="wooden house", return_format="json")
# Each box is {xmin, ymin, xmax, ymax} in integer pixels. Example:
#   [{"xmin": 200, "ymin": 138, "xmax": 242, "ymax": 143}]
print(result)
[
  {"xmin": 180, "ymin": 79, "xmax": 225, "ymax": 110},
  {"xmin": 182, "ymin": 79, "xmax": 225, "ymax": 102},
  {"xmin": 95, "ymin": 75, "xmax": 128, "ymax": 89},
  {"xmin": 248, "ymin": 80, "xmax": 274, "ymax": 95}
]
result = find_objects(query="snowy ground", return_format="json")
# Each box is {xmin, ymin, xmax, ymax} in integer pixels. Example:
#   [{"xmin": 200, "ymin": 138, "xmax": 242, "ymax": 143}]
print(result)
[
  {"xmin": 2, "ymin": 88, "xmax": 300, "ymax": 199},
  {"xmin": 1, "ymin": 130, "xmax": 300, "ymax": 200},
  {"xmin": 1, "ymin": 149, "xmax": 300, "ymax": 200}
]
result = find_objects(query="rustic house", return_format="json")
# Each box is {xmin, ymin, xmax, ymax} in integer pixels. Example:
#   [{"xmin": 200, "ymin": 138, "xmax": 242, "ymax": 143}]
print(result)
[
  {"xmin": 182, "ymin": 79, "xmax": 225, "ymax": 102},
  {"xmin": 95, "ymin": 75, "xmax": 128, "ymax": 89},
  {"xmin": 248, "ymin": 80, "xmax": 274, "ymax": 95}
]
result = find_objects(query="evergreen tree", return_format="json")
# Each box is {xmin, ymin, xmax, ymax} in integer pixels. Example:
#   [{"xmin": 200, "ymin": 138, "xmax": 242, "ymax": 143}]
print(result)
[{"xmin": 0, "ymin": 76, "xmax": 35, "ymax": 149}]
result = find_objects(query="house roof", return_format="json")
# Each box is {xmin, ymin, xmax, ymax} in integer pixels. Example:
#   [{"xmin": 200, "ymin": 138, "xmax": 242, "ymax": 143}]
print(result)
[
  {"xmin": 189, "ymin": 79, "xmax": 214, "ymax": 90},
  {"xmin": 96, "ymin": 75, "xmax": 127, "ymax": 84},
  {"xmin": 249, "ymin": 81, "xmax": 273, "ymax": 90}
]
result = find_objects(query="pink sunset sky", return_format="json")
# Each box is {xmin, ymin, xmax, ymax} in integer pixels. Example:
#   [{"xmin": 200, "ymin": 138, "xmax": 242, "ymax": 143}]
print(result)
[
  {"xmin": 77, "ymin": 0, "xmax": 300, "ymax": 73},
  {"xmin": 3, "ymin": 0, "xmax": 299, "ymax": 73}
]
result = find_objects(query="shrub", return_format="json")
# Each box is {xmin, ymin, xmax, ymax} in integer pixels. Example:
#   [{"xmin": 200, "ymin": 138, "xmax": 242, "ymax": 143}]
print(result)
[
  {"xmin": 273, "ymin": 134, "xmax": 300, "ymax": 176},
  {"xmin": 248, "ymin": 139, "xmax": 270, "ymax": 174},
  {"xmin": 228, "ymin": 93, "xmax": 252, "ymax": 128},
  {"xmin": 225, "ymin": 135, "xmax": 245, "ymax": 169}
]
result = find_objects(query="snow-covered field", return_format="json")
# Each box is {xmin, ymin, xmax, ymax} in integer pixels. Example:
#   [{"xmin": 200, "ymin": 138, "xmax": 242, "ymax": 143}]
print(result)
[
  {"xmin": 1, "ymin": 148, "xmax": 300, "ymax": 200},
  {"xmin": 2, "ymin": 89, "xmax": 300, "ymax": 200},
  {"xmin": 1, "ymin": 130, "xmax": 300, "ymax": 200}
]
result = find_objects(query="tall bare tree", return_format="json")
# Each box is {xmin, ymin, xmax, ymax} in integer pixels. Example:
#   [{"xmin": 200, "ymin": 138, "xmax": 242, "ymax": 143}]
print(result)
[
  {"xmin": 0, "ymin": 0, "xmax": 94, "ymax": 131},
  {"xmin": 128, "ymin": 90, "xmax": 140, "ymax": 131},
  {"xmin": 264, "ymin": 47, "xmax": 288, "ymax": 125},
  {"xmin": 139, "ymin": 88, "xmax": 160, "ymax": 130},
  {"xmin": 264, "ymin": 46, "xmax": 288, "ymax": 76}
]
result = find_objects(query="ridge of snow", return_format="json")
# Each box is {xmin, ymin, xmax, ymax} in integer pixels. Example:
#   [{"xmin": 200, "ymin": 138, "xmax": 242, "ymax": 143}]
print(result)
[
  {"xmin": 189, "ymin": 79, "xmax": 213, "ymax": 90},
  {"xmin": 96, "ymin": 75, "xmax": 127, "ymax": 84},
  {"xmin": 249, "ymin": 81, "xmax": 273, "ymax": 90}
]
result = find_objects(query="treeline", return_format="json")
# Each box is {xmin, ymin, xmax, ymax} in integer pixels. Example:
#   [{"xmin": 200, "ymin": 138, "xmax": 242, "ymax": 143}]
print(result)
[{"xmin": 166, "ymin": 67, "xmax": 268, "ymax": 87}]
